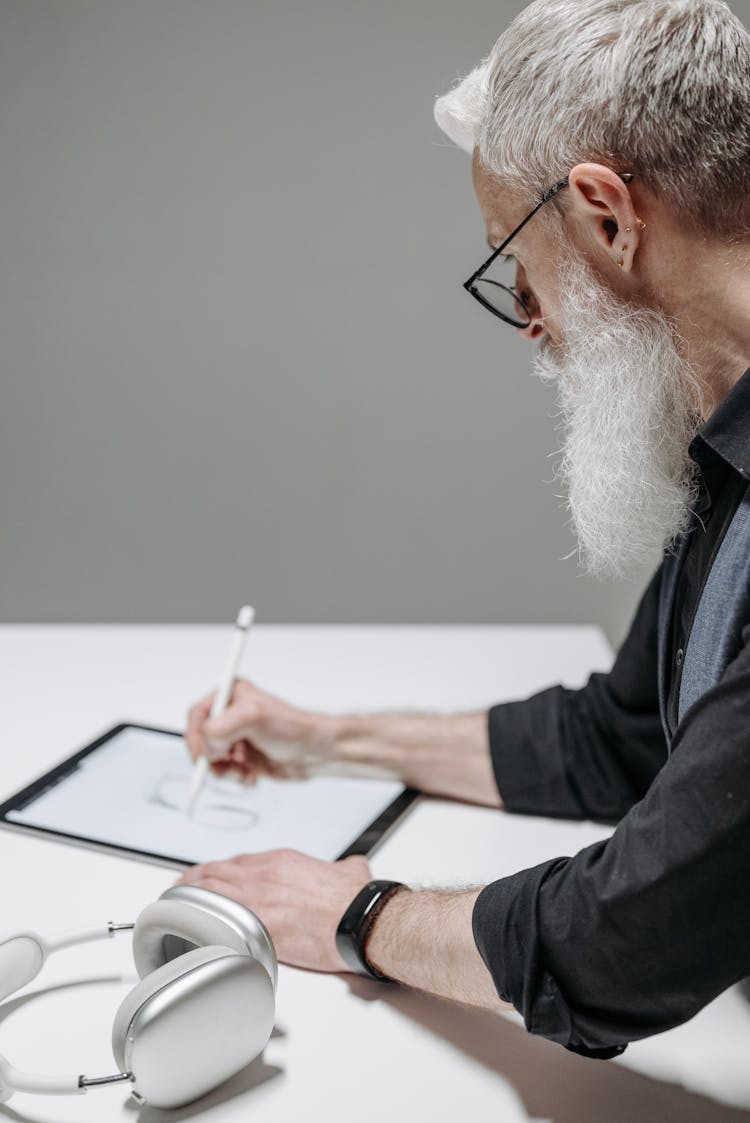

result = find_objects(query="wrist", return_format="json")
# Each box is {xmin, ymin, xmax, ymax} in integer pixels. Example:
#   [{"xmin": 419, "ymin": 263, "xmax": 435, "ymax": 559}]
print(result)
[
  {"xmin": 318, "ymin": 714, "xmax": 407, "ymax": 780},
  {"xmin": 364, "ymin": 886, "xmax": 504, "ymax": 1006},
  {"xmin": 305, "ymin": 710, "xmax": 341, "ymax": 752},
  {"xmin": 361, "ymin": 884, "xmax": 411, "ymax": 979},
  {"xmin": 335, "ymin": 880, "xmax": 409, "ymax": 979}
]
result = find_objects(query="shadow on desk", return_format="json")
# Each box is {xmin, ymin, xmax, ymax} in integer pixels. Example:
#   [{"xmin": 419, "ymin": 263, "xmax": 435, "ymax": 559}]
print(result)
[
  {"xmin": 346, "ymin": 979, "xmax": 750, "ymax": 1123},
  {"xmin": 127, "ymin": 1045, "xmax": 283, "ymax": 1123}
]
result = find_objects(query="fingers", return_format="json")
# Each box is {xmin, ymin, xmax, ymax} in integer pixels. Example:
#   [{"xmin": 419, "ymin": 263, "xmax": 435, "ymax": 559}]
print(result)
[
  {"xmin": 238, "ymin": 743, "xmax": 276, "ymax": 783},
  {"xmin": 207, "ymin": 762, "xmax": 247, "ymax": 784},
  {"xmin": 178, "ymin": 858, "xmax": 250, "ymax": 891},
  {"xmin": 185, "ymin": 693, "xmax": 216, "ymax": 762},
  {"xmin": 182, "ymin": 850, "xmax": 371, "ymax": 890},
  {"xmin": 185, "ymin": 680, "xmax": 261, "ymax": 764},
  {"xmin": 203, "ymin": 697, "xmax": 263, "ymax": 757},
  {"xmin": 175, "ymin": 849, "xmax": 375, "ymax": 976},
  {"xmin": 178, "ymin": 850, "xmax": 300, "ymax": 889},
  {"xmin": 206, "ymin": 741, "xmax": 265, "ymax": 785},
  {"xmin": 180, "ymin": 876, "xmax": 237, "ymax": 901}
]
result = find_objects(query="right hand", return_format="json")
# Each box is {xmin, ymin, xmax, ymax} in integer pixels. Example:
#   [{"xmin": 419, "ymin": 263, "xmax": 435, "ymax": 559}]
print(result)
[{"xmin": 185, "ymin": 679, "xmax": 329, "ymax": 784}]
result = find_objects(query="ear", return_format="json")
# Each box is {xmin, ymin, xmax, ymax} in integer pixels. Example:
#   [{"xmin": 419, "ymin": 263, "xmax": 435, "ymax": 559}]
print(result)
[{"xmin": 567, "ymin": 163, "xmax": 642, "ymax": 274}]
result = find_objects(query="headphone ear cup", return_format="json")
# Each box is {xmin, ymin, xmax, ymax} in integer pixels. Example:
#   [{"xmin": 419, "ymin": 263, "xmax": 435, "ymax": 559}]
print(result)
[
  {"xmin": 112, "ymin": 946, "xmax": 227, "ymax": 1070},
  {"xmin": 131, "ymin": 899, "xmax": 202, "ymax": 977},
  {"xmin": 0, "ymin": 934, "xmax": 45, "ymax": 1003},
  {"xmin": 132, "ymin": 887, "xmax": 276, "ymax": 989},
  {"xmin": 112, "ymin": 944, "xmax": 275, "ymax": 1110}
]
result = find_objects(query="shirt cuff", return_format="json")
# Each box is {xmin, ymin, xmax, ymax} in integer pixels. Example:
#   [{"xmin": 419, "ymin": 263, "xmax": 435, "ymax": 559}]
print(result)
[
  {"xmin": 488, "ymin": 688, "xmax": 587, "ymax": 819},
  {"xmin": 472, "ymin": 864, "xmax": 628, "ymax": 1060}
]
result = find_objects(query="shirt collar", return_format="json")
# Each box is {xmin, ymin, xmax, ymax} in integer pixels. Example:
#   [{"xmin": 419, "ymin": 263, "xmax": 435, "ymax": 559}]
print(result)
[{"xmin": 689, "ymin": 365, "xmax": 750, "ymax": 481}]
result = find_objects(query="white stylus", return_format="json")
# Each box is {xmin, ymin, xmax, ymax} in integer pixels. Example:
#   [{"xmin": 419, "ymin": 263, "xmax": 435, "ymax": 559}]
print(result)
[{"xmin": 185, "ymin": 604, "xmax": 255, "ymax": 818}]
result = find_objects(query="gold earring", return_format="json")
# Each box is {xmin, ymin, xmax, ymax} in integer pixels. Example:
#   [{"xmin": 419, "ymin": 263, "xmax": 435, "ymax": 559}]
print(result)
[
  {"xmin": 618, "ymin": 259, "xmax": 624, "ymax": 267},
  {"xmin": 637, "ymin": 217, "xmax": 647, "ymax": 230},
  {"xmin": 625, "ymin": 227, "xmax": 632, "ymax": 234},
  {"xmin": 622, "ymin": 244, "xmax": 628, "ymax": 252}
]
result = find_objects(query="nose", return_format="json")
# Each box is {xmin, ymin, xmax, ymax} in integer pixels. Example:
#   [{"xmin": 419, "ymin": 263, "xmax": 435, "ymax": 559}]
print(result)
[{"xmin": 514, "ymin": 264, "xmax": 546, "ymax": 342}]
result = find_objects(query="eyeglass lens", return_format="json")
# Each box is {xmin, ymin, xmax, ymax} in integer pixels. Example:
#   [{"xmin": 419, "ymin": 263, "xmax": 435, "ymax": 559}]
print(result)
[{"xmin": 472, "ymin": 256, "xmax": 530, "ymax": 327}]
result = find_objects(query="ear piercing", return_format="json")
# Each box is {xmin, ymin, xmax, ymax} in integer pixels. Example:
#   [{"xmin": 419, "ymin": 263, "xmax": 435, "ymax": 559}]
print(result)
[{"xmin": 616, "ymin": 216, "xmax": 645, "ymax": 266}]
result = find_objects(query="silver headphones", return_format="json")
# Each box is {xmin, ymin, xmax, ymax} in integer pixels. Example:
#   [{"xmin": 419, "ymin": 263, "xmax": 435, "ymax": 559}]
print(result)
[{"xmin": 0, "ymin": 884, "xmax": 277, "ymax": 1109}]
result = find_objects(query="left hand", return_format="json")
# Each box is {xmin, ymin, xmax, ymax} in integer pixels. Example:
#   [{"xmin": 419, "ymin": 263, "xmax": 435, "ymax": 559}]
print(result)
[{"xmin": 175, "ymin": 849, "xmax": 372, "ymax": 973}]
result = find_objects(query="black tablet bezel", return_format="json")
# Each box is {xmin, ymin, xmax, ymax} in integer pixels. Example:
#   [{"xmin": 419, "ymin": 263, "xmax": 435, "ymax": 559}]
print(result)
[{"xmin": 0, "ymin": 722, "xmax": 420, "ymax": 869}]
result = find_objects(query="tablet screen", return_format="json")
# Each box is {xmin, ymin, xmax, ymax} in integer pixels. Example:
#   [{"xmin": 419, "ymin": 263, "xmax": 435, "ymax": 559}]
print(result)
[{"xmin": 2, "ymin": 725, "xmax": 412, "ymax": 866}]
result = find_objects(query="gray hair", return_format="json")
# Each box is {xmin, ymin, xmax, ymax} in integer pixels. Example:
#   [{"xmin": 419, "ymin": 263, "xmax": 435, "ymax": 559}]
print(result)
[{"xmin": 435, "ymin": 0, "xmax": 750, "ymax": 239}]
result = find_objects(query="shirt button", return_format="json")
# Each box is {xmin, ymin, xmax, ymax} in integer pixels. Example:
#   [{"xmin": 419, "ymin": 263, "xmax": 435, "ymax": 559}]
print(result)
[{"xmin": 675, "ymin": 648, "xmax": 685, "ymax": 668}]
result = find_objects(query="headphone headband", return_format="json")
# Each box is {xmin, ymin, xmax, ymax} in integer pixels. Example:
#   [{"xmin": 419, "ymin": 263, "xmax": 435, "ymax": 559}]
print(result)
[
  {"xmin": 0, "ymin": 887, "xmax": 277, "ymax": 1109},
  {"xmin": 0, "ymin": 923, "xmax": 136, "ymax": 1102}
]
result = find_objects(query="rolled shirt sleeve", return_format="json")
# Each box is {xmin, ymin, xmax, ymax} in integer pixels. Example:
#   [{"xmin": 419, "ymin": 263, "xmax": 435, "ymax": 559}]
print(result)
[
  {"xmin": 474, "ymin": 634, "xmax": 750, "ymax": 1056},
  {"xmin": 488, "ymin": 566, "xmax": 668, "ymax": 822}
]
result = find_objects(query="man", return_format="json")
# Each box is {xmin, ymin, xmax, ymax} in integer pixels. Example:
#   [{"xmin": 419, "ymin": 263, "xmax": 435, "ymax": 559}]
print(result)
[{"xmin": 180, "ymin": 0, "xmax": 750, "ymax": 1058}]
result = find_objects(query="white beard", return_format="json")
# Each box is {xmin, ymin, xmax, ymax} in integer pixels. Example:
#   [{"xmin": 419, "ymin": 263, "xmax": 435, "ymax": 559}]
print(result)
[{"xmin": 533, "ymin": 253, "xmax": 703, "ymax": 580}]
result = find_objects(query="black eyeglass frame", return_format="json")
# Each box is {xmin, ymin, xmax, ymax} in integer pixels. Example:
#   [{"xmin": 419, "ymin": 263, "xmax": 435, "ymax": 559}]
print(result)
[{"xmin": 463, "ymin": 172, "xmax": 635, "ymax": 328}]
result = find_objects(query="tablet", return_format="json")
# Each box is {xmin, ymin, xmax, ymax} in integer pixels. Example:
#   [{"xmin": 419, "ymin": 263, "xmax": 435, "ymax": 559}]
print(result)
[{"xmin": 0, "ymin": 724, "xmax": 419, "ymax": 869}]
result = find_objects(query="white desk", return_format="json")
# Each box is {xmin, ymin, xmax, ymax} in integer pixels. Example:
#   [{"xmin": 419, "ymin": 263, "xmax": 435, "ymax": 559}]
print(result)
[{"xmin": 0, "ymin": 625, "xmax": 749, "ymax": 1123}]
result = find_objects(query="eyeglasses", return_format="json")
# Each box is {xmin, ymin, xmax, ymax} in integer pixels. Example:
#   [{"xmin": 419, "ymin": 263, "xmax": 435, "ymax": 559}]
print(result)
[{"xmin": 463, "ymin": 172, "xmax": 635, "ymax": 329}]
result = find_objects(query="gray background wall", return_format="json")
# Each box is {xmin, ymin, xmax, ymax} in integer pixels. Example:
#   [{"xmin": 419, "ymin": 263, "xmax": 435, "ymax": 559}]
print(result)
[{"xmin": 0, "ymin": 0, "xmax": 654, "ymax": 645}]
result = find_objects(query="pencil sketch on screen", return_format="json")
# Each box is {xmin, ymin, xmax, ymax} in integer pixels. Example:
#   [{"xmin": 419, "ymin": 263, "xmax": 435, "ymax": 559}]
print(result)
[
  {"xmin": 149, "ymin": 772, "xmax": 260, "ymax": 831},
  {"xmin": 6, "ymin": 726, "xmax": 404, "ymax": 864}
]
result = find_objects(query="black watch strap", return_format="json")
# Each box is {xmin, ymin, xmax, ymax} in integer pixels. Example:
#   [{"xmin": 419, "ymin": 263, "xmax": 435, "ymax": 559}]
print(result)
[{"xmin": 335, "ymin": 879, "xmax": 406, "ymax": 980}]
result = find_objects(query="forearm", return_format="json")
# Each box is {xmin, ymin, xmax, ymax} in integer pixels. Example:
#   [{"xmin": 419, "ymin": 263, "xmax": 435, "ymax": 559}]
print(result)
[
  {"xmin": 365, "ymin": 886, "xmax": 512, "ymax": 1009},
  {"xmin": 318, "ymin": 710, "xmax": 502, "ymax": 807}
]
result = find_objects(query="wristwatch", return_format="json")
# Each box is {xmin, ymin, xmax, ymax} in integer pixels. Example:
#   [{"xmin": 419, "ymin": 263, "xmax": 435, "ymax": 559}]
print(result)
[{"xmin": 335, "ymin": 879, "xmax": 407, "ymax": 980}]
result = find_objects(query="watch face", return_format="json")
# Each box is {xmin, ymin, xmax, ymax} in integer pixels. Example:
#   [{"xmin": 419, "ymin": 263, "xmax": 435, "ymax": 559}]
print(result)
[{"xmin": 335, "ymin": 880, "xmax": 405, "ymax": 979}]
